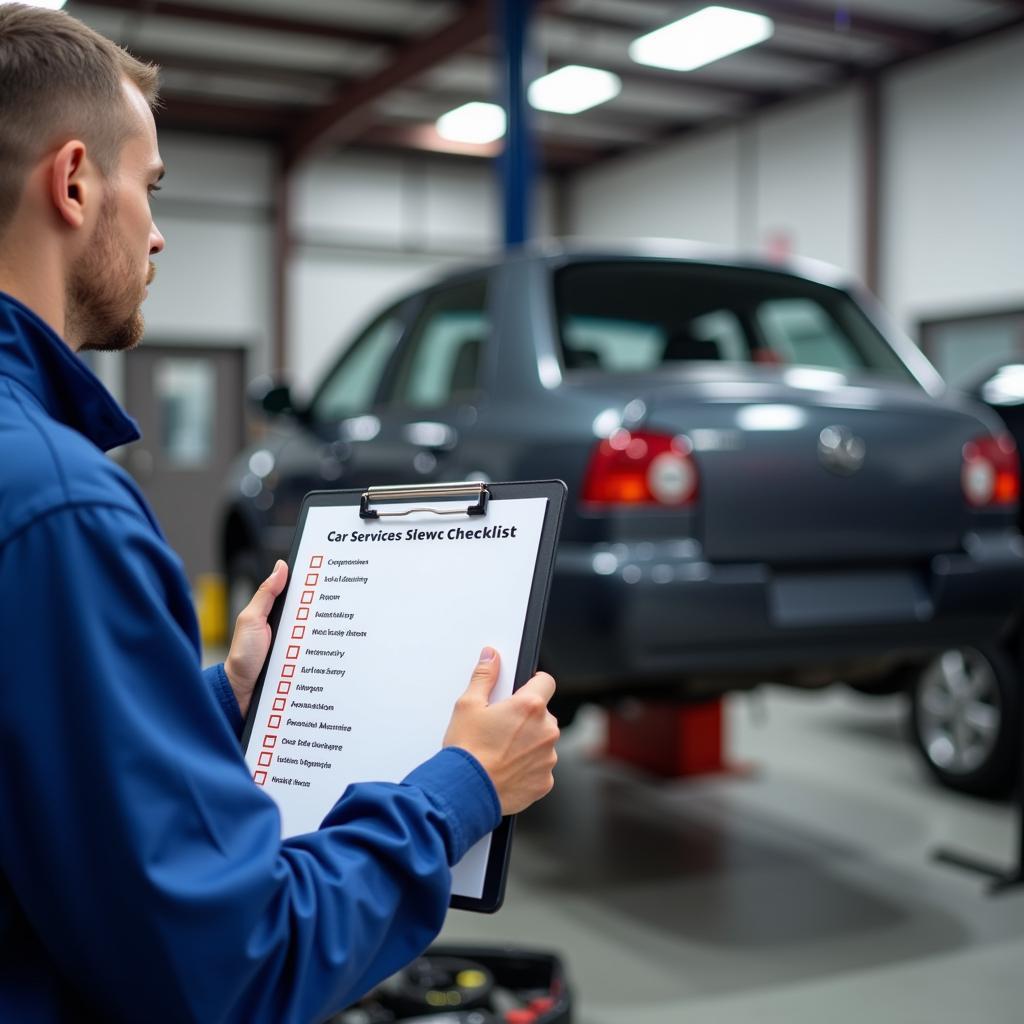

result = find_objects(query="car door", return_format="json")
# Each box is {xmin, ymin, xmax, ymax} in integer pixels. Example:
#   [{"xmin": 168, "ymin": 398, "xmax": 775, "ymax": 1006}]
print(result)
[
  {"xmin": 267, "ymin": 301, "xmax": 412, "ymax": 536},
  {"xmin": 348, "ymin": 275, "xmax": 491, "ymax": 488}
]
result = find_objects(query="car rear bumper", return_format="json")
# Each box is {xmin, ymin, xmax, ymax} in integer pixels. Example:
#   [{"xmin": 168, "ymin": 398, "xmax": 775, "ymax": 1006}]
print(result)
[{"xmin": 543, "ymin": 532, "xmax": 1024, "ymax": 695}]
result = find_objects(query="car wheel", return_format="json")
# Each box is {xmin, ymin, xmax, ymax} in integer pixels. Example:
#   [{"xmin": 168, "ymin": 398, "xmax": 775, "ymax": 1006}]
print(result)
[
  {"xmin": 226, "ymin": 551, "xmax": 265, "ymax": 633},
  {"xmin": 910, "ymin": 645, "xmax": 1019, "ymax": 797},
  {"xmin": 549, "ymin": 695, "xmax": 582, "ymax": 729}
]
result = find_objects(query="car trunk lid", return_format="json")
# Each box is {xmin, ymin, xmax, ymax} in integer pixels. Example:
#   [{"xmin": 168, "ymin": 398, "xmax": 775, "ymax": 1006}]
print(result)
[{"xmin": 626, "ymin": 366, "xmax": 987, "ymax": 564}]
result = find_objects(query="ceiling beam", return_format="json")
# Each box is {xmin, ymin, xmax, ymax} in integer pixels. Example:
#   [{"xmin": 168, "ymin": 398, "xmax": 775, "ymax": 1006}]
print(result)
[
  {"xmin": 284, "ymin": 0, "xmax": 494, "ymax": 166},
  {"xmin": 544, "ymin": 9, "xmax": 870, "ymax": 75},
  {"xmin": 498, "ymin": 22, "xmax": 789, "ymax": 102},
  {"xmin": 578, "ymin": 7, "xmax": 1024, "ymax": 174},
  {"xmin": 543, "ymin": 0, "xmax": 942, "ymax": 50},
  {"xmin": 356, "ymin": 122, "xmax": 600, "ymax": 170},
  {"xmin": 155, "ymin": 96, "xmax": 296, "ymax": 138},
  {"xmin": 134, "ymin": 48, "xmax": 346, "ymax": 91},
  {"xmin": 464, "ymin": 37, "xmax": 779, "ymax": 103},
  {"xmin": 388, "ymin": 83, "xmax": 689, "ymax": 131},
  {"xmin": 722, "ymin": 1, "xmax": 945, "ymax": 49},
  {"xmin": 69, "ymin": 0, "xmax": 405, "ymax": 48}
]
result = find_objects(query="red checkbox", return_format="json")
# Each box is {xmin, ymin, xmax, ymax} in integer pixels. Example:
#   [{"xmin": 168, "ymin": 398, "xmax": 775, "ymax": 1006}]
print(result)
[
  {"xmin": 305, "ymin": 573, "xmax": 319, "ymax": 587},
  {"xmin": 310, "ymin": 555, "xmax": 323, "ymax": 568},
  {"xmin": 301, "ymin": 590, "xmax": 313, "ymax": 604},
  {"xmin": 291, "ymin": 625, "xmax": 305, "ymax": 640},
  {"xmin": 268, "ymin": 714, "xmax": 282, "ymax": 729},
  {"xmin": 272, "ymin": 697, "xmax": 286, "ymax": 711},
  {"xmin": 254, "ymin": 771, "xmax": 267, "ymax": 786},
  {"xmin": 282, "ymin": 664, "xmax": 295, "ymax": 678},
  {"xmin": 286, "ymin": 645, "xmax": 300, "ymax": 660},
  {"xmin": 258, "ymin": 751, "xmax": 272, "ymax": 767},
  {"xmin": 277, "ymin": 680, "xmax": 291, "ymax": 694},
  {"xmin": 296, "ymin": 607, "xmax": 309, "ymax": 621},
  {"xmin": 263, "ymin": 734, "xmax": 277, "ymax": 748}
]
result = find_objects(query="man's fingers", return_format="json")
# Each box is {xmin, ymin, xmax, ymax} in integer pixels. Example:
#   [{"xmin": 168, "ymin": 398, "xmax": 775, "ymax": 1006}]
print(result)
[
  {"xmin": 244, "ymin": 560, "xmax": 288, "ymax": 621},
  {"xmin": 515, "ymin": 671, "xmax": 556, "ymax": 706},
  {"xmin": 463, "ymin": 647, "xmax": 501, "ymax": 701}
]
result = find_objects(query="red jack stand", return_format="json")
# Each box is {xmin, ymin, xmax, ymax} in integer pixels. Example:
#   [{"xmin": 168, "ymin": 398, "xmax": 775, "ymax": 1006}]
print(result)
[{"xmin": 606, "ymin": 699, "xmax": 729, "ymax": 778}]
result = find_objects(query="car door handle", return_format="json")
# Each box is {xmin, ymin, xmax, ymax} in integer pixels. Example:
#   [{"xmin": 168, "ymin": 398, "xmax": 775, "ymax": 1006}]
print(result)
[
  {"xmin": 404, "ymin": 421, "xmax": 458, "ymax": 451},
  {"xmin": 338, "ymin": 415, "xmax": 381, "ymax": 442}
]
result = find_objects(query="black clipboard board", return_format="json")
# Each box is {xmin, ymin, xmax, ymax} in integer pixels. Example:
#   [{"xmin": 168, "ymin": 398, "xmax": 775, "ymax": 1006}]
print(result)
[{"xmin": 241, "ymin": 479, "xmax": 566, "ymax": 913}]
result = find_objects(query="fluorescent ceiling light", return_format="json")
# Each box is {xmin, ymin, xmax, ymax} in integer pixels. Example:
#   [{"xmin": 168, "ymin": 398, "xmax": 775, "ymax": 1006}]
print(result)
[
  {"xmin": 529, "ymin": 65, "xmax": 621, "ymax": 115},
  {"xmin": 436, "ymin": 102, "xmax": 506, "ymax": 144},
  {"xmin": 629, "ymin": 5, "xmax": 774, "ymax": 72}
]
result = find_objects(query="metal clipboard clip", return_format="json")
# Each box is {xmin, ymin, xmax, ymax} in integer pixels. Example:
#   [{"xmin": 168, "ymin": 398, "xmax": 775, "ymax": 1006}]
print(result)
[{"xmin": 360, "ymin": 481, "xmax": 490, "ymax": 520}]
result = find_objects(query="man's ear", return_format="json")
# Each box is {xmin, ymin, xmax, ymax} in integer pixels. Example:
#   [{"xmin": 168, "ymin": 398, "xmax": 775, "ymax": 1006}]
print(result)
[{"xmin": 49, "ymin": 141, "xmax": 93, "ymax": 230}]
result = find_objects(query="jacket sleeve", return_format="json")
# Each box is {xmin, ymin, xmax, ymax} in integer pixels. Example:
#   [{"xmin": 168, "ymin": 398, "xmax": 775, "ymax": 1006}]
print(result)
[
  {"xmin": 0, "ymin": 502, "xmax": 500, "ymax": 1024},
  {"xmin": 204, "ymin": 661, "xmax": 244, "ymax": 737}
]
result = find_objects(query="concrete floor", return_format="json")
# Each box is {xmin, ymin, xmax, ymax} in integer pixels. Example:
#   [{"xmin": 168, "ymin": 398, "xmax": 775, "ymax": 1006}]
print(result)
[{"xmin": 437, "ymin": 688, "xmax": 1024, "ymax": 1023}]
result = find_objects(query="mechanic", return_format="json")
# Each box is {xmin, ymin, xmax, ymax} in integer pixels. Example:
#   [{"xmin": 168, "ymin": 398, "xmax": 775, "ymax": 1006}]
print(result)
[{"xmin": 0, "ymin": 6, "xmax": 559, "ymax": 1022}]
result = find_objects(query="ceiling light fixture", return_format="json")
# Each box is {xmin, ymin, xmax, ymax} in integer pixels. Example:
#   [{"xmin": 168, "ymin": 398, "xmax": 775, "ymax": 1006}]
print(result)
[
  {"xmin": 435, "ymin": 101, "xmax": 506, "ymax": 144},
  {"xmin": 629, "ymin": 5, "xmax": 774, "ymax": 72},
  {"xmin": 529, "ymin": 65, "xmax": 622, "ymax": 114}
]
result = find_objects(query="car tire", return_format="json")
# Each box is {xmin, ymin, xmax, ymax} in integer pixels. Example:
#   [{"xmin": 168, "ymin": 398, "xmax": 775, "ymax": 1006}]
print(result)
[
  {"xmin": 909, "ymin": 644, "xmax": 1020, "ymax": 797},
  {"xmin": 226, "ymin": 550, "xmax": 265, "ymax": 635},
  {"xmin": 549, "ymin": 695, "xmax": 582, "ymax": 729}
]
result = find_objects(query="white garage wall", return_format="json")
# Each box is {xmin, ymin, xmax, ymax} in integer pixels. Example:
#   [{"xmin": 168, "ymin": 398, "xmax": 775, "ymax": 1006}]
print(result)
[
  {"xmin": 92, "ymin": 134, "xmax": 276, "ymax": 402},
  {"xmin": 568, "ymin": 128, "xmax": 743, "ymax": 246},
  {"xmin": 289, "ymin": 250, "xmax": 454, "ymax": 397},
  {"xmin": 290, "ymin": 153, "xmax": 497, "ymax": 396},
  {"xmin": 567, "ymin": 25, "xmax": 1024, "ymax": 347},
  {"xmin": 881, "ymin": 26, "xmax": 1024, "ymax": 335},
  {"xmin": 104, "ymin": 136, "xmax": 554, "ymax": 400},
  {"xmin": 108, "ymin": 20, "xmax": 1024, "ymax": 400},
  {"xmin": 754, "ymin": 86, "xmax": 864, "ymax": 275},
  {"xmin": 568, "ymin": 86, "xmax": 864, "ymax": 276},
  {"xmin": 290, "ymin": 152, "xmax": 555, "ymax": 395}
]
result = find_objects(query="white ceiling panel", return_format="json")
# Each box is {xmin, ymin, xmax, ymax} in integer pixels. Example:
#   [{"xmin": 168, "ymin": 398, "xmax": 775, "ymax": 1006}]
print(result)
[
  {"xmin": 159, "ymin": 70, "xmax": 327, "ymax": 106},
  {"xmin": 61, "ymin": 0, "xmax": 1024, "ymax": 168},
  {"xmin": 74, "ymin": 7, "xmax": 388, "ymax": 74},
  {"xmin": 181, "ymin": 0, "xmax": 458, "ymax": 35},
  {"xmin": 786, "ymin": 0, "xmax": 1010, "ymax": 28}
]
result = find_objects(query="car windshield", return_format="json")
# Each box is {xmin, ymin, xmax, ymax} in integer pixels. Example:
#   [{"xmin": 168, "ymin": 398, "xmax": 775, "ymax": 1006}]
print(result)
[{"xmin": 554, "ymin": 261, "xmax": 914, "ymax": 381}]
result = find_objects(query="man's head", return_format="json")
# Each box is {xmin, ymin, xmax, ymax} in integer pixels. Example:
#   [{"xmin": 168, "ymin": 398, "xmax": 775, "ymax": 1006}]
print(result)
[{"xmin": 0, "ymin": 4, "xmax": 164, "ymax": 351}]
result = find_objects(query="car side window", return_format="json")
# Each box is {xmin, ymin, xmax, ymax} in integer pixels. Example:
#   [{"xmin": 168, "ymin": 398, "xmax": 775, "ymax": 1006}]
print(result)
[
  {"xmin": 391, "ymin": 278, "xmax": 489, "ymax": 409},
  {"xmin": 310, "ymin": 310, "xmax": 404, "ymax": 423},
  {"xmin": 756, "ymin": 299, "xmax": 863, "ymax": 371}
]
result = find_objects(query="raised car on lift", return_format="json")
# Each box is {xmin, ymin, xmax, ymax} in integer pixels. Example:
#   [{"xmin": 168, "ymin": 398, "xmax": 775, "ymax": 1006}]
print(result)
[{"xmin": 221, "ymin": 243, "xmax": 1024, "ymax": 796}]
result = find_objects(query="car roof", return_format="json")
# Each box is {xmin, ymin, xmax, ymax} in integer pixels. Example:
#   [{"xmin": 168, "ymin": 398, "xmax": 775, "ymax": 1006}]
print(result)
[{"xmin": 418, "ymin": 238, "xmax": 856, "ymax": 294}]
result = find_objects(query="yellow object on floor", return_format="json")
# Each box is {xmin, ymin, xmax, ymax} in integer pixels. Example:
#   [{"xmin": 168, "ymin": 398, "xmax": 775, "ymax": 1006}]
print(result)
[{"xmin": 195, "ymin": 572, "xmax": 228, "ymax": 647}]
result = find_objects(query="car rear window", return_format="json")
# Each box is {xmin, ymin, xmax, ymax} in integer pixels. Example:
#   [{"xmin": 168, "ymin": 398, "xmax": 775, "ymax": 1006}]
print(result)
[{"xmin": 554, "ymin": 261, "xmax": 914, "ymax": 381}]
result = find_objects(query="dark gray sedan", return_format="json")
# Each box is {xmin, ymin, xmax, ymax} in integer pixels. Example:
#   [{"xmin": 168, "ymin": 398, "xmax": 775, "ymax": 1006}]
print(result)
[{"xmin": 221, "ymin": 244, "xmax": 1024, "ymax": 795}]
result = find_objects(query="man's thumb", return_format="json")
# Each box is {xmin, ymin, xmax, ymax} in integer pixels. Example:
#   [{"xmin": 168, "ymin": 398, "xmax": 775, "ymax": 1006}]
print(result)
[
  {"xmin": 246, "ymin": 560, "xmax": 287, "ymax": 619},
  {"xmin": 465, "ymin": 646, "xmax": 500, "ymax": 700}
]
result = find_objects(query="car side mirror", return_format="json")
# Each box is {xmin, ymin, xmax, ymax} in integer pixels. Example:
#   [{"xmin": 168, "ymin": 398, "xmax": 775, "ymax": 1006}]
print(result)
[
  {"xmin": 248, "ymin": 376, "xmax": 296, "ymax": 418},
  {"xmin": 976, "ymin": 364, "xmax": 1024, "ymax": 407}
]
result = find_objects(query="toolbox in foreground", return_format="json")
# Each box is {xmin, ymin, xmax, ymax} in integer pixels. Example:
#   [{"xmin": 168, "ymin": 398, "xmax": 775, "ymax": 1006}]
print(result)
[{"xmin": 331, "ymin": 944, "xmax": 572, "ymax": 1023}]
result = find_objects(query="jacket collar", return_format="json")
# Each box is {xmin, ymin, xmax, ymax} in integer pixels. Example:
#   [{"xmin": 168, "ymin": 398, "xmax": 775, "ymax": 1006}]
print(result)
[{"xmin": 0, "ymin": 291, "xmax": 140, "ymax": 452}]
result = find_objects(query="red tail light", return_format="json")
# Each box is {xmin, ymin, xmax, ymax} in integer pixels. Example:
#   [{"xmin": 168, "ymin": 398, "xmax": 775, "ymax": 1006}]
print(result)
[
  {"xmin": 961, "ymin": 433, "xmax": 1019, "ymax": 507},
  {"xmin": 582, "ymin": 429, "xmax": 699, "ymax": 506}
]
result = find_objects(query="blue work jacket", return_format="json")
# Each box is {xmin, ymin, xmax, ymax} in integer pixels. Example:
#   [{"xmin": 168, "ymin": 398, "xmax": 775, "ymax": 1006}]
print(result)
[{"xmin": 0, "ymin": 291, "xmax": 501, "ymax": 1023}]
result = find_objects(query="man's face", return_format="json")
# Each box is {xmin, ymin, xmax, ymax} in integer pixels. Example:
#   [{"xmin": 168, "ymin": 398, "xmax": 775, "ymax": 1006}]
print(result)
[{"xmin": 72, "ymin": 80, "xmax": 165, "ymax": 353}]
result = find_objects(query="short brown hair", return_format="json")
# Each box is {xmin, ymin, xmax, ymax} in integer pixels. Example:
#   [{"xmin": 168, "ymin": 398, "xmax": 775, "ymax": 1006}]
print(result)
[{"xmin": 0, "ymin": 4, "xmax": 159, "ymax": 236}]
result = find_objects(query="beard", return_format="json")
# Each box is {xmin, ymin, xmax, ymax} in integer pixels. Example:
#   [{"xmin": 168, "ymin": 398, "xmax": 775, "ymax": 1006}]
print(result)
[{"xmin": 69, "ymin": 199, "xmax": 154, "ymax": 353}]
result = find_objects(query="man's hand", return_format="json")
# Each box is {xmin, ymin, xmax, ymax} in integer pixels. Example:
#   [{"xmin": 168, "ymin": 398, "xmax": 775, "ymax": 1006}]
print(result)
[
  {"xmin": 224, "ymin": 560, "xmax": 288, "ymax": 719},
  {"xmin": 443, "ymin": 648, "xmax": 559, "ymax": 816}
]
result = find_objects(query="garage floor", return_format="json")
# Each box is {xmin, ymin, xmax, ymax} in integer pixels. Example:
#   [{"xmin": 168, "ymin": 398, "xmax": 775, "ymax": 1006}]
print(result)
[{"xmin": 437, "ymin": 688, "xmax": 1024, "ymax": 1023}]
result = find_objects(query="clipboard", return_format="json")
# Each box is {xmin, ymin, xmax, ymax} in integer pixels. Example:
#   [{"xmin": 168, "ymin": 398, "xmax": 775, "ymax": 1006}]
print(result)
[{"xmin": 241, "ymin": 479, "xmax": 566, "ymax": 913}]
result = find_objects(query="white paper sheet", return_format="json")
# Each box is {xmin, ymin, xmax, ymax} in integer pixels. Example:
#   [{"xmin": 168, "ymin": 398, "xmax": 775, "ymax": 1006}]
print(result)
[{"xmin": 244, "ymin": 495, "xmax": 548, "ymax": 900}]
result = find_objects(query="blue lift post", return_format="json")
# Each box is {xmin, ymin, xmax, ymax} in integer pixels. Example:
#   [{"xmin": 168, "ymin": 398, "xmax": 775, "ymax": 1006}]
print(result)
[{"xmin": 497, "ymin": 0, "xmax": 536, "ymax": 248}]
